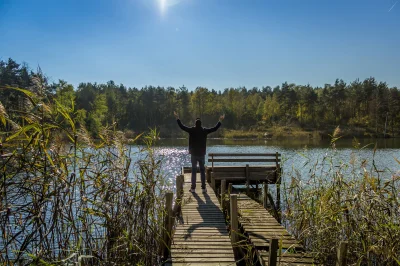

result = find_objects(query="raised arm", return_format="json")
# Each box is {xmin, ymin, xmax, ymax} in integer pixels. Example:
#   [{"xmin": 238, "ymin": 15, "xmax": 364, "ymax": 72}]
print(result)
[
  {"xmin": 177, "ymin": 119, "xmax": 191, "ymax": 132},
  {"xmin": 205, "ymin": 114, "xmax": 225, "ymax": 134},
  {"xmin": 174, "ymin": 111, "xmax": 191, "ymax": 132}
]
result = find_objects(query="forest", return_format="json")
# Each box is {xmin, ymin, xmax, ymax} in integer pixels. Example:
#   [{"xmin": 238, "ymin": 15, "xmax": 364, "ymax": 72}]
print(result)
[{"xmin": 1, "ymin": 58, "xmax": 399, "ymax": 138}]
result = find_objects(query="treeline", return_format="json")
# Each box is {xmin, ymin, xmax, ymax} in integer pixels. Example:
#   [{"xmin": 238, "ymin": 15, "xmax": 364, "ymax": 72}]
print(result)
[{"xmin": 1, "ymin": 58, "xmax": 400, "ymax": 137}]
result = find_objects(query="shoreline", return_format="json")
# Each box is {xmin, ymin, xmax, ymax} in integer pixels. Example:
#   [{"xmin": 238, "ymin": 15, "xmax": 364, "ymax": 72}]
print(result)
[{"xmin": 151, "ymin": 125, "xmax": 398, "ymax": 140}]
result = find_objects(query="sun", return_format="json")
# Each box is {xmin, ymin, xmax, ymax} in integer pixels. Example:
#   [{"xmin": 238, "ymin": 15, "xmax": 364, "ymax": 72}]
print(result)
[{"xmin": 159, "ymin": 0, "xmax": 167, "ymax": 14}]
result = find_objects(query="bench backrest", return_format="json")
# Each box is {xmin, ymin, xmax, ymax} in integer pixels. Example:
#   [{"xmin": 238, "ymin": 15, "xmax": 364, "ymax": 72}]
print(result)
[{"xmin": 208, "ymin": 152, "xmax": 281, "ymax": 169}]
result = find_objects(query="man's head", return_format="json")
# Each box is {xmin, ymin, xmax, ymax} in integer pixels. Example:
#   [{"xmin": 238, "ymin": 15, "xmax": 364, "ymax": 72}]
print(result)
[{"xmin": 195, "ymin": 118, "xmax": 202, "ymax": 128}]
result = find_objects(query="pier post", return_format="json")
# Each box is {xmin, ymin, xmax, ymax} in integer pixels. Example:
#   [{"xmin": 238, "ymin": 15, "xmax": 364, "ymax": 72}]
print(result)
[
  {"xmin": 211, "ymin": 172, "xmax": 216, "ymax": 191},
  {"xmin": 263, "ymin": 182, "xmax": 269, "ymax": 208},
  {"xmin": 177, "ymin": 175, "xmax": 184, "ymax": 199},
  {"xmin": 174, "ymin": 175, "xmax": 184, "ymax": 215},
  {"xmin": 268, "ymin": 238, "xmax": 278, "ymax": 266},
  {"xmin": 221, "ymin": 179, "xmax": 226, "ymax": 209},
  {"xmin": 230, "ymin": 194, "xmax": 239, "ymax": 257},
  {"xmin": 245, "ymin": 164, "xmax": 250, "ymax": 194},
  {"xmin": 336, "ymin": 241, "xmax": 348, "ymax": 266},
  {"xmin": 228, "ymin": 183, "xmax": 233, "ymax": 196},
  {"xmin": 163, "ymin": 192, "xmax": 173, "ymax": 259},
  {"xmin": 275, "ymin": 152, "xmax": 281, "ymax": 221}
]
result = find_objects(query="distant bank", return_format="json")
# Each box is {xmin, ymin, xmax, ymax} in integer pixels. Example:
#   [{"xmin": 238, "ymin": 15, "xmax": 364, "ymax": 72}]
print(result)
[{"xmin": 152, "ymin": 125, "xmax": 398, "ymax": 140}]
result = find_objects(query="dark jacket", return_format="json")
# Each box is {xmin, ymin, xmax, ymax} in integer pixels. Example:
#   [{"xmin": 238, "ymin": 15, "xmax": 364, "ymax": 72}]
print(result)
[{"xmin": 177, "ymin": 119, "xmax": 221, "ymax": 155}]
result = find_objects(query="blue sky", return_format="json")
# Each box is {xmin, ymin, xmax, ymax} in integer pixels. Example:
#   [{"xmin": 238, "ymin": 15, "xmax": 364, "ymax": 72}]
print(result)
[{"xmin": 0, "ymin": 0, "xmax": 399, "ymax": 90}]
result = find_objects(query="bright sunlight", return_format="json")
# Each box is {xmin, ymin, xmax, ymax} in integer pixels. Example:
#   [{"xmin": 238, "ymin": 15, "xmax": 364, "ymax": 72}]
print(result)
[{"xmin": 159, "ymin": 0, "xmax": 167, "ymax": 14}]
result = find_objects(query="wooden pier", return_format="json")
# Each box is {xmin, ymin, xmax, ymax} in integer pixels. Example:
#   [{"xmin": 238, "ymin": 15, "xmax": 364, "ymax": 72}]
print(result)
[
  {"xmin": 165, "ymin": 172, "xmax": 237, "ymax": 265},
  {"xmin": 237, "ymin": 194, "xmax": 315, "ymax": 265},
  {"xmin": 163, "ymin": 153, "xmax": 326, "ymax": 265}
]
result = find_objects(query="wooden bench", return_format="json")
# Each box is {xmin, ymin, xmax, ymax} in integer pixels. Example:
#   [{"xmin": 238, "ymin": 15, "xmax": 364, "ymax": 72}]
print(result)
[{"xmin": 207, "ymin": 153, "xmax": 281, "ymax": 191}]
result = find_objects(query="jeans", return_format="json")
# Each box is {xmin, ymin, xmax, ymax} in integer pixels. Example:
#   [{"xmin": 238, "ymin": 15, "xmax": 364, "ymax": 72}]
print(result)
[{"xmin": 191, "ymin": 154, "xmax": 206, "ymax": 189}]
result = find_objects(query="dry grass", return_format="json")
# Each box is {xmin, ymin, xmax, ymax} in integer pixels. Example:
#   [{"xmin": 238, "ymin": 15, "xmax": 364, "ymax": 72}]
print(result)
[
  {"xmin": 282, "ymin": 138, "xmax": 400, "ymax": 265},
  {"xmin": 0, "ymin": 86, "xmax": 170, "ymax": 265}
]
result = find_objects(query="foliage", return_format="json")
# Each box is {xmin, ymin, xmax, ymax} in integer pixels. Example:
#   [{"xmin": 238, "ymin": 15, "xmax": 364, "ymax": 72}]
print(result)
[
  {"xmin": 2, "ymin": 58, "xmax": 400, "ymax": 138},
  {"xmin": 0, "ymin": 82, "xmax": 171, "ymax": 264}
]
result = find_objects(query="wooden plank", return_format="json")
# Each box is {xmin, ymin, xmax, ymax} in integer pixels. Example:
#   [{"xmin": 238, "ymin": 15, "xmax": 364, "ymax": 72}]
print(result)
[
  {"xmin": 248, "ymin": 172, "xmax": 277, "ymax": 177},
  {"xmin": 181, "ymin": 205, "xmax": 221, "ymax": 208},
  {"xmin": 243, "ymin": 229, "xmax": 291, "ymax": 234},
  {"xmin": 240, "ymin": 218, "xmax": 280, "ymax": 222},
  {"xmin": 169, "ymin": 258, "xmax": 236, "ymax": 262},
  {"xmin": 234, "ymin": 193, "xmax": 315, "ymax": 265},
  {"xmin": 177, "ymin": 217, "xmax": 226, "ymax": 220},
  {"xmin": 172, "ymin": 249, "xmax": 234, "ymax": 254},
  {"xmin": 240, "ymin": 217, "xmax": 281, "ymax": 221},
  {"xmin": 240, "ymin": 221, "xmax": 282, "ymax": 226},
  {"xmin": 249, "ymin": 237, "xmax": 299, "ymax": 245},
  {"xmin": 175, "ymin": 225, "xmax": 227, "ymax": 230},
  {"xmin": 171, "ymin": 244, "xmax": 236, "ymax": 249},
  {"xmin": 170, "ymin": 173, "xmax": 235, "ymax": 264},
  {"xmin": 213, "ymin": 176, "xmax": 276, "ymax": 181},
  {"xmin": 240, "ymin": 211, "xmax": 277, "ymax": 215},
  {"xmin": 262, "ymin": 257, "xmax": 315, "ymax": 263},
  {"xmin": 208, "ymin": 153, "xmax": 281, "ymax": 157},
  {"xmin": 244, "ymin": 231, "xmax": 292, "ymax": 237},
  {"xmin": 211, "ymin": 172, "xmax": 278, "ymax": 178},
  {"xmin": 240, "ymin": 217, "xmax": 280, "ymax": 221},
  {"xmin": 211, "ymin": 166, "xmax": 277, "ymax": 171},
  {"xmin": 252, "ymin": 241, "xmax": 303, "ymax": 250},
  {"xmin": 172, "ymin": 253, "xmax": 234, "ymax": 258},
  {"xmin": 208, "ymin": 158, "xmax": 281, "ymax": 163},
  {"xmin": 0, "ymin": 153, "xmax": 13, "ymax": 159},
  {"xmin": 177, "ymin": 221, "xmax": 227, "ymax": 224},
  {"xmin": 178, "ymin": 211, "xmax": 225, "ymax": 214},
  {"xmin": 172, "ymin": 238, "xmax": 231, "ymax": 242},
  {"xmin": 247, "ymin": 234, "xmax": 296, "ymax": 240},
  {"xmin": 176, "ymin": 219, "xmax": 228, "ymax": 223},
  {"xmin": 173, "ymin": 242, "xmax": 234, "ymax": 247},
  {"xmin": 259, "ymin": 250, "xmax": 313, "ymax": 258},
  {"xmin": 173, "ymin": 232, "xmax": 229, "ymax": 236},
  {"xmin": 174, "ymin": 229, "xmax": 229, "ymax": 234},
  {"xmin": 165, "ymin": 263, "xmax": 236, "ymax": 266},
  {"xmin": 259, "ymin": 250, "xmax": 316, "ymax": 265},
  {"xmin": 242, "ymin": 225, "xmax": 285, "ymax": 229}
]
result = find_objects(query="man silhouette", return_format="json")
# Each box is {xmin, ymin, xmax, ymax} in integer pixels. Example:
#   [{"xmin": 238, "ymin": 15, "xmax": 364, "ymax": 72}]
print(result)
[{"xmin": 174, "ymin": 111, "xmax": 225, "ymax": 193}]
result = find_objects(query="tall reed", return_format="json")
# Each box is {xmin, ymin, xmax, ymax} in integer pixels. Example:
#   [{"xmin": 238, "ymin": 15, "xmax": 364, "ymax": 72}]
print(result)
[
  {"xmin": 0, "ymin": 85, "xmax": 170, "ymax": 265},
  {"xmin": 282, "ymin": 133, "xmax": 400, "ymax": 265}
]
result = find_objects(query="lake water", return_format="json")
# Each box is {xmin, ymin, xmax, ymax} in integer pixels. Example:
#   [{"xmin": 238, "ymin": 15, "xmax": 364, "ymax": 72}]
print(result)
[
  {"xmin": 2, "ymin": 137, "xmax": 399, "ymax": 261},
  {"xmin": 152, "ymin": 138, "xmax": 400, "ymax": 188}
]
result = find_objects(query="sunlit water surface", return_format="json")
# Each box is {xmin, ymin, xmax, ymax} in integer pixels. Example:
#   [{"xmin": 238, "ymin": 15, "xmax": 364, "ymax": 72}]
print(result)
[{"xmin": 150, "ymin": 138, "xmax": 400, "ymax": 189}]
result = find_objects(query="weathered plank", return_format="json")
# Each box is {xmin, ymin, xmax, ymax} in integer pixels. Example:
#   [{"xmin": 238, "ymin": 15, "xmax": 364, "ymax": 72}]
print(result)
[
  {"xmin": 209, "ymin": 153, "xmax": 281, "ymax": 157},
  {"xmin": 171, "ymin": 249, "xmax": 234, "ymax": 254},
  {"xmin": 169, "ymin": 258, "xmax": 236, "ymax": 262},
  {"xmin": 236, "ymin": 195, "xmax": 316, "ymax": 265},
  {"xmin": 259, "ymin": 250, "xmax": 315, "ymax": 265},
  {"xmin": 165, "ymin": 263, "xmax": 236, "ymax": 266},
  {"xmin": 210, "ymin": 166, "xmax": 277, "ymax": 171},
  {"xmin": 169, "ymin": 174, "xmax": 236, "ymax": 265},
  {"xmin": 209, "ymin": 158, "xmax": 281, "ymax": 163}
]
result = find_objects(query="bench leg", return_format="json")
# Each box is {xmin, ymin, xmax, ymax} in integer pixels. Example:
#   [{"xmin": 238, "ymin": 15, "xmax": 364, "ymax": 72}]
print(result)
[
  {"xmin": 211, "ymin": 176, "xmax": 216, "ymax": 192},
  {"xmin": 206, "ymin": 168, "xmax": 211, "ymax": 183}
]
